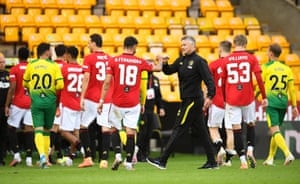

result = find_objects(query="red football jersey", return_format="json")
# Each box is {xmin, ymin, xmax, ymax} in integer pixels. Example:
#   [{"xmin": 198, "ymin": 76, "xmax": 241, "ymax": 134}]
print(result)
[
  {"xmin": 9, "ymin": 61, "xmax": 31, "ymax": 108},
  {"xmin": 221, "ymin": 51, "xmax": 261, "ymax": 106},
  {"xmin": 82, "ymin": 51, "xmax": 113, "ymax": 103},
  {"xmin": 209, "ymin": 58, "xmax": 225, "ymax": 108},
  {"xmin": 61, "ymin": 63, "xmax": 83, "ymax": 111},
  {"xmin": 55, "ymin": 59, "xmax": 66, "ymax": 69},
  {"xmin": 106, "ymin": 53, "xmax": 153, "ymax": 107}
]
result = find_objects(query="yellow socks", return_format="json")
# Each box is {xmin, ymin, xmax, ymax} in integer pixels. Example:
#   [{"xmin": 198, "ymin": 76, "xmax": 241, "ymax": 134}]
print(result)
[
  {"xmin": 273, "ymin": 131, "xmax": 290, "ymax": 157},
  {"xmin": 44, "ymin": 133, "xmax": 50, "ymax": 159},
  {"xmin": 34, "ymin": 131, "xmax": 45, "ymax": 156},
  {"xmin": 267, "ymin": 136, "xmax": 277, "ymax": 160}
]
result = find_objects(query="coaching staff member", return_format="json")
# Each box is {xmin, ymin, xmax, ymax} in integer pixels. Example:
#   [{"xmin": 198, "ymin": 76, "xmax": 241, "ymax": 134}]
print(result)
[{"xmin": 147, "ymin": 35, "xmax": 217, "ymax": 169}]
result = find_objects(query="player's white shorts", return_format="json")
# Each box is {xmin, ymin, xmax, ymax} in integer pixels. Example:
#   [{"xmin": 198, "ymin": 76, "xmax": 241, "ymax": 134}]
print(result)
[
  {"xmin": 97, "ymin": 103, "xmax": 111, "ymax": 128},
  {"xmin": 81, "ymin": 99, "xmax": 98, "ymax": 127},
  {"xmin": 207, "ymin": 104, "xmax": 226, "ymax": 128},
  {"xmin": 7, "ymin": 105, "xmax": 32, "ymax": 128},
  {"xmin": 53, "ymin": 103, "xmax": 62, "ymax": 125},
  {"xmin": 109, "ymin": 103, "xmax": 141, "ymax": 130},
  {"xmin": 60, "ymin": 106, "xmax": 81, "ymax": 131},
  {"xmin": 225, "ymin": 101, "xmax": 256, "ymax": 126}
]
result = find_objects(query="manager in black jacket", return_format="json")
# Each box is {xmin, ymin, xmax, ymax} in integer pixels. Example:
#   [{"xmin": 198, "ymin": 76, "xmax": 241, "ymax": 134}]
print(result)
[{"xmin": 147, "ymin": 35, "xmax": 217, "ymax": 169}]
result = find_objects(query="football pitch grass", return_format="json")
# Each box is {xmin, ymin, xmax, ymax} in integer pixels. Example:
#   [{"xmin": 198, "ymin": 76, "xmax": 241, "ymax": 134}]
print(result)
[{"xmin": 0, "ymin": 153, "xmax": 299, "ymax": 184}]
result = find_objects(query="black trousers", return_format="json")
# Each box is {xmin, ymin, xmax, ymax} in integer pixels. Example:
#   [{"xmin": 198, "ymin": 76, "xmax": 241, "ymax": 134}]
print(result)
[
  {"xmin": 0, "ymin": 107, "xmax": 8, "ymax": 163},
  {"xmin": 160, "ymin": 98, "xmax": 215, "ymax": 164},
  {"xmin": 137, "ymin": 111, "xmax": 154, "ymax": 157}
]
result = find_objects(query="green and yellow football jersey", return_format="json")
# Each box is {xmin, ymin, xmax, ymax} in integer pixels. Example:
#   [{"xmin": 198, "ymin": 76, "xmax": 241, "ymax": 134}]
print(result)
[
  {"xmin": 262, "ymin": 60, "xmax": 294, "ymax": 108},
  {"xmin": 23, "ymin": 58, "xmax": 64, "ymax": 106}
]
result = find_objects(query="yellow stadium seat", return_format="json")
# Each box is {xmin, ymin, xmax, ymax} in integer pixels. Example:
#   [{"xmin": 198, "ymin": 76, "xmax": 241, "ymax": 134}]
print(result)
[
  {"xmin": 213, "ymin": 17, "xmax": 231, "ymax": 36},
  {"xmin": 256, "ymin": 35, "xmax": 271, "ymax": 51},
  {"xmin": 155, "ymin": 0, "xmax": 172, "ymax": 17},
  {"xmin": 197, "ymin": 17, "xmax": 216, "ymax": 34},
  {"xmin": 113, "ymin": 34, "xmax": 127, "ymax": 48},
  {"xmin": 254, "ymin": 51, "xmax": 268, "ymax": 65},
  {"xmin": 28, "ymin": 33, "xmax": 44, "ymax": 56},
  {"xmin": 195, "ymin": 35, "xmax": 212, "ymax": 54},
  {"xmin": 200, "ymin": 0, "xmax": 219, "ymax": 18},
  {"xmin": 101, "ymin": 33, "xmax": 115, "ymax": 48},
  {"xmin": 132, "ymin": 34, "xmax": 148, "ymax": 52},
  {"xmin": 62, "ymin": 33, "xmax": 78, "ymax": 46},
  {"xmin": 105, "ymin": 0, "xmax": 124, "ymax": 16},
  {"xmin": 57, "ymin": 0, "xmax": 76, "ymax": 16},
  {"xmin": 5, "ymin": 0, "xmax": 25, "ymax": 14},
  {"xmin": 216, "ymin": 0, "xmax": 234, "ymax": 17},
  {"xmin": 18, "ymin": 14, "xmax": 37, "ymax": 42},
  {"xmin": 68, "ymin": 15, "xmax": 86, "ymax": 34},
  {"xmin": 243, "ymin": 16, "xmax": 261, "ymax": 36},
  {"xmin": 78, "ymin": 33, "xmax": 90, "ymax": 50},
  {"xmin": 45, "ymin": 33, "xmax": 63, "ymax": 45},
  {"xmin": 166, "ymin": 17, "xmax": 183, "ymax": 35},
  {"xmin": 171, "ymin": 0, "xmax": 190, "ymax": 17},
  {"xmin": 51, "ymin": 15, "xmax": 70, "ymax": 34},
  {"xmin": 24, "ymin": 0, "xmax": 42, "ymax": 15},
  {"xmin": 150, "ymin": 16, "xmax": 167, "ymax": 35},
  {"xmin": 123, "ymin": 0, "xmax": 140, "ymax": 17},
  {"xmin": 74, "ymin": 0, "xmax": 92, "ymax": 15},
  {"xmin": 41, "ymin": 0, "xmax": 59, "ymax": 16},
  {"xmin": 139, "ymin": 0, "xmax": 156, "ymax": 18},
  {"xmin": 206, "ymin": 52, "xmax": 219, "ymax": 64},
  {"xmin": 285, "ymin": 53, "xmax": 300, "ymax": 66},
  {"xmin": 34, "ymin": 15, "xmax": 54, "ymax": 34},
  {"xmin": 208, "ymin": 35, "xmax": 225, "ymax": 53},
  {"xmin": 0, "ymin": 14, "xmax": 19, "ymax": 42},
  {"xmin": 84, "ymin": 15, "xmax": 103, "ymax": 34},
  {"xmin": 291, "ymin": 66, "xmax": 300, "ymax": 84},
  {"xmin": 246, "ymin": 35, "xmax": 258, "ymax": 51},
  {"xmin": 162, "ymin": 35, "xmax": 180, "ymax": 49},
  {"xmin": 160, "ymin": 83, "xmax": 181, "ymax": 102},
  {"xmin": 134, "ymin": 16, "xmax": 152, "ymax": 35},
  {"xmin": 117, "ymin": 16, "xmax": 135, "ymax": 35},
  {"xmin": 140, "ymin": 52, "xmax": 155, "ymax": 60},
  {"xmin": 100, "ymin": 16, "xmax": 119, "ymax": 34},
  {"xmin": 271, "ymin": 35, "xmax": 290, "ymax": 54},
  {"xmin": 228, "ymin": 17, "xmax": 246, "ymax": 35}
]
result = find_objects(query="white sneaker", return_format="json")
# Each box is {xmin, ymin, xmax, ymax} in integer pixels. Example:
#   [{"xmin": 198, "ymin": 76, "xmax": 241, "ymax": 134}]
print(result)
[
  {"xmin": 124, "ymin": 162, "xmax": 135, "ymax": 171},
  {"xmin": 263, "ymin": 159, "xmax": 274, "ymax": 166},
  {"xmin": 217, "ymin": 147, "xmax": 226, "ymax": 165},
  {"xmin": 222, "ymin": 160, "xmax": 232, "ymax": 167},
  {"xmin": 284, "ymin": 154, "xmax": 295, "ymax": 166},
  {"xmin": 26, "ymin": 157, "xmax": 33, "ymax": 167}
]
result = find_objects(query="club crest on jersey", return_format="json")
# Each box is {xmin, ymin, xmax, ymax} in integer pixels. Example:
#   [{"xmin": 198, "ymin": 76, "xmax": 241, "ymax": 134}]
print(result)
[{"xmin": 187, "ymin": 60, "xmax": 194, "ymax": 69}]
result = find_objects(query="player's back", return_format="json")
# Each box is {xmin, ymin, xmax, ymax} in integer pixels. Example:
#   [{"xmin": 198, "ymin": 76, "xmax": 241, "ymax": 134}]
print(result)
[
  {"xmin": 23, "ymin": 58, "xmax": 63, "ymax": 106},
  {"xmin": 209, "ymin": 58, "xmax": 224, "ymax": 108},
  {"xmin": 10, "ymin": 62, "xmax": 31, "ymax": 108},
  {"xmin": 61, "ymin": 63, "xmax": 83, "ymax": 110},
  {"xmin": 262, "ymin": 60, "xmax": 293, "ymax": 108},
  {"xmin": 223, "ymin": 51, "xmax": 261, "ymax": 106}
]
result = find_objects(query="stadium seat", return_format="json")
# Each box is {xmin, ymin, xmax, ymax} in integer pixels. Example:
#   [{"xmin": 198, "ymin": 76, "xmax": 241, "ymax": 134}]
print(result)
[
  {"xmin": 34, "ymin": 15, "xmax": 54, "ymax": 34},
  {"xmin": 166, "ymin": 17, "xmax": 183, "ymax": 35},
  {"xmin": 140, "ymin": 52, "xmax": 156, "ymax": 60},
  {"xmin": 254, "ymin": 51, "xmax": 268, "ymax": 65},
  {"xmin": 117, "ymin": 16, "xmax": 135, "ymax": 35},
  {"xmin": 155, "ymin": 0, "xmax": 172, "ymax": 17},
  {"xmin": 150, "ymin": 16, "xmax": 167, "ymax": 35},
  {"xmin": 291, "ymin": 66, "xmax": 300, "ymax": 84},
  {"xmin": 113, "ymin": 34, "xmax": 127, "ymax": 48},
  {"xmin": 74, "ymin": 0, "xmax": 92, "ymax": 15},
  {"xmin": 24, "ymin": 0, "xmax": 42, "ymax": 15},
  {"xmin": 5, "ymin": 0, "xmax": 25, "ymax": 14},
  {"xmin": 101, "ymin": 33, "xmax": 115, "ymax": 48},
  {"xmin": 51, "ymin": 15, "xmax": 70, "ymax": 34},
  {"xmin": 160, "ymin": 83, "xmax": 180, "ymax": 102},
  {"xmin": 206, "ymin": 52, "xmax": 219, "ymax": 64},
  {"xmin": 134, "ymin": 16, "xmax": 152, "ymax": 35},
  {"xmin": 285, "ymin": 53, "xmax": 300, "ymax": 66},
  {"xmin": 246, "ymin": 35, "xmax": 258, "ymax": 51},
  {"xmin": 213, "ymin": 17, "xmax": 231, "ymax": 36},
  {"xmin": 197, "ymin": 17, "xmax": 216, "ymax": 34},
  {"xmin": 171, "ymin": 0, "xmax": 190, "ymax": 17},
  {"xmin": 105, "ymin": 0, "xmax": 124, "ymax": 16},
  {"xmin": 45, "ymin": 33, "xmax": 63, "ymax": 45},
  {"xmin": 243, "ymin": 16, "xmax": 261, "ymax": 36},
  {"xmin": 68, "ymin": 15, "xmax": 86, "ymax": 34},
  {"xmin": 133, "ymin": 33, "xmax": 148, "ymax": 52},
  {"xmin": 216, "ymin": 0, "xmax": 234, "ymax": 17},
  {"xmin": 28, "ymin": 33, "xmax": 44, "ymax": 56},
  {"xmin": 200, "ymin": 0, "xmax": 219, "ymax": 18},
  {"xmin": 18, "ymin": 14, "xmax": 37, "ymax": 42},
  {"xmin": 162, "ymin": 35, "xmax": 180, "ymax": 49},
  {"xmin": 194, "ymin": 35, "xmax": 212, "ymax": 54},
  {"xmin": 228, "ymin": 17, "xmax": 246, "ymax": 35},
  {"xmin": 100, "ymin": 16, "xmax": 119, "ymax": 34},
  {"xmin": 123, "ymin": 0, "xmax": 140, "ymax": 17},
  {"xmin": 271, "ymin": 35, "xmax": 290, "ymax": 54},
  {"xmin": 208, "ymin": 35, "xmax": 225, "ymax": 53},
  {"xmin": 139, "ymin": 0, "xmax": 156, "ymax": 18},
  {"xmin": 78, "ymin": 33, "xmax": 90, "ymax": 51},
  {"xmin": 41, "ymin": 0, "xmax": 59, "ymax": 16},
  {"xmin": 62, "ymin": 33, "xmax": 78, "ymax": 46},
  {"xmin": 84, "ymin": 15, "xmax": 103, "ymax": 34},
  {"xmin": 256, "ymin": 35, "xmax": 271, "ymax": 51},
  {"xmin": 0, "ymin": 14, "xmax": 19, "ymax": 42},
  {"xmin": 57, "ymin": 0, "xmax": 76, "ymax": 16}
]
